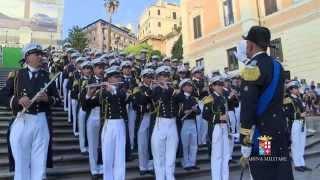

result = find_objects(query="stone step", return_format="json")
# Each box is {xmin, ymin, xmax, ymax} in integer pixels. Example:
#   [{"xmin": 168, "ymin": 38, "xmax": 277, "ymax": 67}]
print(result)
[
  {"xmin": 0, "ymin": 145, "xmax": 81, "ymax": 159},
  {"xmin": 1, "ymin": 149, "xmax": 319, "ymax": 180}
]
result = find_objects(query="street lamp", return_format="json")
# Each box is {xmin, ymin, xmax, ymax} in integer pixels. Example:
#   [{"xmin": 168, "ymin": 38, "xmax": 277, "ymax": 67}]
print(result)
[{"xmin": 103, "ymin": 0, "xmax": 119, "ymax": 52}]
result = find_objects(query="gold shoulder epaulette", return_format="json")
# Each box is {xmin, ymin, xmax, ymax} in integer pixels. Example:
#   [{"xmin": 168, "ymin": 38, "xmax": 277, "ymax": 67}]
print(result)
[
  {"xmin": 173, "ymin": 89, "xmax": 180, "ymax": 96},
  {"xmin": 283, "ymin": 97, "xmax": 292, "ymax": 105},
  {"xmin": 73, "ymin": 80, "xmax": 79, "ymax": 87},
  {"xmin": 240, "ymin": 65, "xmax": 261, "ymax": 81},
  {"xmin": 7, "ymin": 71, "xmax": 16, "ymax": 79},
  {"xmin": 133, "ymin": 87, "xmax": 140, "ymax": 95},
  {"xmin": 203, "ymin": 96, "xmax": 213, "ymax": 105}
]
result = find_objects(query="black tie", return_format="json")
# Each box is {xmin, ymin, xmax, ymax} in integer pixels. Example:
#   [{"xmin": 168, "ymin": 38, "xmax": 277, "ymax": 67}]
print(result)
[{"xmin": 31, "ymin": 72, "xmax": 37, "ymax": 82}]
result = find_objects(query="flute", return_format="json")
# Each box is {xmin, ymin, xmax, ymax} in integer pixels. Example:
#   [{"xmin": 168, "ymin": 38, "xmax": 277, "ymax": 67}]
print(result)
[
  {"xmin": 19, "ymin": 72, "xmax": 62, "ymax": 117},
  {"xmin": 151, "ymin": 80, "xmax": 173, "ymax": 85},
  {"xmin": 86, "ymin": 81, "xmax": 124, "ymax": 88}
]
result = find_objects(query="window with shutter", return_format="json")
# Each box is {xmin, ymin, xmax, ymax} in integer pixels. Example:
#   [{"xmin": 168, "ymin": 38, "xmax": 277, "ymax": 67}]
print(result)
[{"xmin": 264, "ymin": 0, "xmax": 278, "ymax": 16}]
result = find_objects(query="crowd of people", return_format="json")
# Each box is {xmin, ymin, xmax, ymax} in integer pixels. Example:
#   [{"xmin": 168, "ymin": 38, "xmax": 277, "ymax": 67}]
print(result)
[{"xmin": 0, "ymin": 26, "xmax": 317, "ymax": 180}]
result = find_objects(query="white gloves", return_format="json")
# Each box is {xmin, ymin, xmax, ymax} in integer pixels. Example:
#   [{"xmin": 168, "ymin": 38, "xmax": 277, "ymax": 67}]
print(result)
[
  {"xmin": 234, "ymin": 40, "xmax": 250, "ymax": 64},
  {"xmin": 241, "ymin": 145, "xmax": 252, "ymax": 158}
]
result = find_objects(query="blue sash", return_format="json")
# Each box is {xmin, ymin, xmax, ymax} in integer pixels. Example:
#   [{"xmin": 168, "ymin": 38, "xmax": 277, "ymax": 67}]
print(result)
[{"xmin": 253, "ymin": 59, "xmax": 281, "ymax": 153}]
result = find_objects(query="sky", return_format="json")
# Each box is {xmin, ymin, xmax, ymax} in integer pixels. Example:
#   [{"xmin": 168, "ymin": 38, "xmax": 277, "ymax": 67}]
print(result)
[{"xmin": 63, "ymin": 0, "xmax": 180, "ymax": 38}]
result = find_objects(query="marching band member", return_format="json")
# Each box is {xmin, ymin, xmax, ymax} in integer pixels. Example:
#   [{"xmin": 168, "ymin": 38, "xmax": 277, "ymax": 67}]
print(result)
[
  {"xmin": 62, "ymin": 49, "xmax": 76, "ymax": 110},
  {"xmin": 284, "ymin": 80, "xmax": 312, "ymax": 172},
  {"xmin": 191, "ymin": 66, "xmax": 208, "ymax": 145},
  {"xmin": 78, "ymin": 60, "xmax": 93, "ymax": 153},
  {"xmin": 120, "ymin": 60, "xmax": 138, "ymax": 151},
  {"xmin": 70, "ymin": 57, "xmax": 86, "ymax": 136},
  {"xmin": 203, "ymin": 76, "xmax": 230, "ymax": 180},
  {"xmin": 151, "ymin": 65, "xmax": 179, "ymax": 180},
  {"xmin": 133, "ymin": 68, "xmax": 155, "ymax": 175},
  {"xmin": 80, "ymin": 58, "xmax": 106, "ymax": 178},
  {"xmin": 225, "ymin": 73, "xmax": 240, "ymax": 163},
  {"xmin": 176, "ymin": 79, "xmax": 200, "ymax": 170},
  {"xmin": 0, "ymin": 43, "xmax": 59, "ymax": 180},
  {"xmin": 84, "ymin": 65, "xmax": 128, "ymax": 180},
  {"xmin": 66, "ymin": 52, "xmax": 80, "ymax": 122}
]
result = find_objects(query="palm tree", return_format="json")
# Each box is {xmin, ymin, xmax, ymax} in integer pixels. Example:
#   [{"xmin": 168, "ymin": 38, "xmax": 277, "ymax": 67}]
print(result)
[
  {"xmin": 66, "ymin": 26, "xmax": 88, "ymax": 52},
  {"xmin": 103, "ymin": 0, "xmax": 119, "ymax": 52}
]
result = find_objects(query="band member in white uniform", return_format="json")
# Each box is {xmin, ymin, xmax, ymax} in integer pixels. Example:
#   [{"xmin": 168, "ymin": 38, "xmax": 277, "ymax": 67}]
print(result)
[
  {"xmin": 133, "ymin": 68, "xmax": 155, "ymax": 175},
  {"xmin": 85, "ymin": 66, "xmax": 127, "ymax": 180},
  {"xmin": 0, "ymin": 43, "xmax": 59, "ymax": 180},
  {"xmin": 203, "ymin": 76, "xmax": 230, "ymax": 180},
  {"xmin": 151, "ymin": 66, "xmax": 179, "ymax": 180}
]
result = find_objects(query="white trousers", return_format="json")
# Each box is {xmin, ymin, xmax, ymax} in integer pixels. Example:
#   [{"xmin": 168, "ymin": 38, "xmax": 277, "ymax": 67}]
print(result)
[
  {"xmin": 10, "ymin": 112, "xmax": 49, "ymax": 180},
  {"xmin": 181, "ymin": 120, "xmax": 198, "ymax": 168},
  {"xmin": 71, "ymin": 99, "xmax": 79, "ymax": 136},
  {"xmin": 291, "ymin": 120, "xmax": 306, "ymax": 167},
  {"xmin": 102, "ymin": 119, "xmax": 126, "ymax": 180},
  {"xmin": 87, "ymin": 107, "xmax": 102, "ymax": 175},
  {"xmin": 78, "ymin": 107, "xmax": 87, "ymax": 152},
  {"xmin": 67, "ymin": 91, "xmax": 72, "ymax": 123},
  {"xmin": 227, "ymin": 110, "xmax": 239, "ymax": 160},
  {"xmin": 197, "ymin": 102, "xmax": 208, "ymax": 145},
  {"xmin": 151, "ymin": 117, "xmax": 178, "ymax": 180},
  {"xmin": 211, "ymin": 124, "xmax": 230, "ymax": 180},
  {"xmin": 138, "ymin": 113, "xmax": 153, "ymax": 171},
  {"xmin": 63, "ymin": 79, "xmax": 69, "ymax": 111},
  {"xmin": 128, "ymin": 103, "xmax": 137, "ymax": 150}
]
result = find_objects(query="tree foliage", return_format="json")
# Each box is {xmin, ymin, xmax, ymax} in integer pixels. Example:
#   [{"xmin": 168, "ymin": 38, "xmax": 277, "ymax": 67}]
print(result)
[
  {"xmin": 171, "ymin": 35, "xmax": 183, "ymax": 60},
  {"xmin": 66, "ymin": 26, "xmax": 88, "ymax": 52},
  {"xmin": 123, "ymin": 43, "xmax": 163, "ymax": 59}
]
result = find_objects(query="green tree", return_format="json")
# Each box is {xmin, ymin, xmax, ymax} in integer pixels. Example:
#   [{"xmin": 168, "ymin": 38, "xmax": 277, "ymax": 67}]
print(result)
[
  {"xmin": 171, "ymin": 35, "xmax": 183, "ymax": 60},
  {"xmin": 123, "ymin": 43, "xmax": 163, "ymax": 59},
  {"xmin": 66, "ymin": 26, "xmax": 88, "ymax": 52}
]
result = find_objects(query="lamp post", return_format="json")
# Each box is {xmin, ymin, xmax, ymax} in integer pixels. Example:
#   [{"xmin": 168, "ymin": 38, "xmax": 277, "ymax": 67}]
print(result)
[{"xmin": 103, "ymin": 0, "xmax": 119, "ymax": 52}]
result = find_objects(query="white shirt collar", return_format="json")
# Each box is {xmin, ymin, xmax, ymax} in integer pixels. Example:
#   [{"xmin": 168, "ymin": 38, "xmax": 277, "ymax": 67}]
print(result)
[
  {"xmin": 27, "ymin": 65, "xmax": 40, "ymax": 73},
  {"xmin": 291, "ymin": 94, "xmax": 298, "ymax": 98},
  {"xmin": 214, "ymin": 91, "xmax": 220, "ymax": 97},
  {"xmin": 184, "ymin": 92, "xmax": 191, "ymax": 97},
  {"xmin": 251, "ymin": 51, "xmax": 266, "ymax": 60}
]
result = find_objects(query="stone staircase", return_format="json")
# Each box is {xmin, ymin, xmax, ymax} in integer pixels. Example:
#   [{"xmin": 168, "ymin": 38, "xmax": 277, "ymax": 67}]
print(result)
[
  {"xmin": 0, "ymin": 68, "xmax": 17, "ymax": 89},
  {"xmin": 0, "ymin": 103, "xmax": 319, "ymax": 179}
]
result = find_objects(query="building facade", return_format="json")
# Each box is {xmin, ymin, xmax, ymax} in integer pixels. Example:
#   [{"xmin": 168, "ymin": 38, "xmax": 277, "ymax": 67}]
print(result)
[
  {"xmin": 0, "ymin": 0, "xmax": 64, "ymax": 48},
  {"xmin": 82, "ymin": 19, "xmax": 137, "ymax": 52},
  {"xmin": 138, "ymin": 0, "xmax": 181, "ymax": 54},
  {"xmin": 181, "ymin": 0, "xmax": 320, "ymax": 82}
]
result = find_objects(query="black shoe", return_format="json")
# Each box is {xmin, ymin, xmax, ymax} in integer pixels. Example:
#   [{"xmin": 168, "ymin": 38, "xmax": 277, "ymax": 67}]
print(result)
[
  {"xmin": 229, "ymin": 159, "xmax": 237, "ymax": 164},
  {"xmin": 191, "ymin": 166, "xmax": 200, "ymax": 170},
  {"xmin": 147, "ymin": 170, "xmax": 155, "ymax": 175},
  {"xmin": 302, "ymin": 166, "xmax": 312, "ymax": 171},
  {"xmin": 139, "ymin": 171, "xmax": 148, "ymax": 176},
  {"xmin": 184, "ymin": 167, "xmax": 192, "ymax": 171},
  {"xmin": 294, "ymin": 166, "xmax": 305, "ymax": 172}
]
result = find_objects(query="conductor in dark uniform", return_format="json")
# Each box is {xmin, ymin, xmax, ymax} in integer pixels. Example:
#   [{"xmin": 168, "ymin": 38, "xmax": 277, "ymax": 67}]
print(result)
[{"xmin": 239, "ymin": 26, "xmax": 293, "ymax": 180}]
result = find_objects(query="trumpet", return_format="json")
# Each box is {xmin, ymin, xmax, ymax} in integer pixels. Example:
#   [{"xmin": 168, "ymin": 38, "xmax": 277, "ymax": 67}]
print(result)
[{"xmin": 86, "ymin": 81, "xmax": 124, "ymax": 88}]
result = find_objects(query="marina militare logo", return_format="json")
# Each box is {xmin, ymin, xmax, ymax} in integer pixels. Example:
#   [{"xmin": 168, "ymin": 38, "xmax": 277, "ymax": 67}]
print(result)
[{"xmin": 258, "ymin": 135, "xmax": 272, "ymax": 156}]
